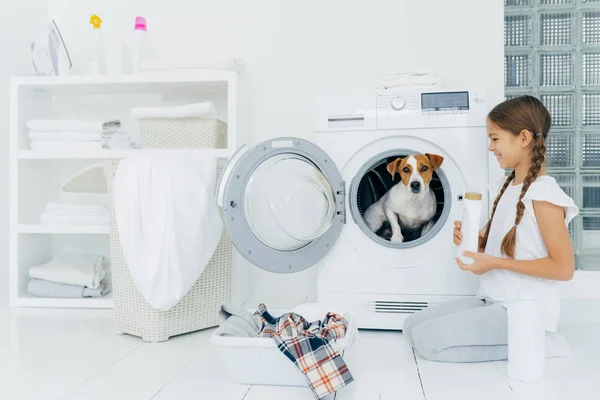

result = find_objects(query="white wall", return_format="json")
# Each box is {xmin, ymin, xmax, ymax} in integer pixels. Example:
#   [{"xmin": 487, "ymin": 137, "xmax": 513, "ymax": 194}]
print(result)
[
  {"xmin": 41, "ymin": 0, "xmax": 504, "ymax": 308},
  {"xmin": 0, "ymin": 0, "xmax": 49, "ymax": 306}
]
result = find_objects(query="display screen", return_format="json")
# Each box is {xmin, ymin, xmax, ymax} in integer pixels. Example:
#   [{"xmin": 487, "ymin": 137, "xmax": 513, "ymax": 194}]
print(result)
[{"xmin": 421, "ymin": 91, "xmax": 469, "ymax": 111}]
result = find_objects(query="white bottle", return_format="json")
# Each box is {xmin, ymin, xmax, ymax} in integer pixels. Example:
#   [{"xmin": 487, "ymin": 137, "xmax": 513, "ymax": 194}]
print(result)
[
  {"xmin": 105, "ymin": 35, "xmax": 124, "ymax": 75},
  {"xmin": 131, "ymin": 16, "xmax": 147, "ymax": 74},
  {"xmin": 457, "ymin": 191, "xmax": 483, "ymax": 264},
  {"xmin": 507, "ymin": 291, "xmax": 545, "ymax": 383},
  {"xmin": 89, "ymin": 14, "xmax": 103, "ymax": 75}
]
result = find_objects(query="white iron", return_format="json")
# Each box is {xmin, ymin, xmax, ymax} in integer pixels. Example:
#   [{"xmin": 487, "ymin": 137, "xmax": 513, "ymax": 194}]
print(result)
[{"xmin": 31, "ymin": 20, "xmax": 72, "ymax": 76}]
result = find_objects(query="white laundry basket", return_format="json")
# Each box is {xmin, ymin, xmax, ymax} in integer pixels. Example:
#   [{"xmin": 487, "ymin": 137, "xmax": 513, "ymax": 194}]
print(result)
[
  {"xmin": 103, "ymin": 160, "xmax": 232, "ymax": 342},
  {"xmin": 139, "ymin": 117, "xmax": 227, "ymax": 149},
  {"xmin": 211, "ymin": 310, "xmax": 359, "ymax": 387}
]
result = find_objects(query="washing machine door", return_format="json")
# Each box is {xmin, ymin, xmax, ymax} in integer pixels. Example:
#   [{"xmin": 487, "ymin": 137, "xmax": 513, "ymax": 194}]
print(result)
[{"xmin": 217, "ymin": 137, "xmax": 345, "ymax": 274}]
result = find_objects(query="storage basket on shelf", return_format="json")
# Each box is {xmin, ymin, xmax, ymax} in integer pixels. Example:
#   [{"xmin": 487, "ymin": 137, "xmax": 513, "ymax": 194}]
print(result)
[
  {"xmin": 103, "ymin": 160, "xmax": 232, "ymax": 342},
  {"xmin": 138, "ymin": 116, "xmax": 227, "ymax": 149}
]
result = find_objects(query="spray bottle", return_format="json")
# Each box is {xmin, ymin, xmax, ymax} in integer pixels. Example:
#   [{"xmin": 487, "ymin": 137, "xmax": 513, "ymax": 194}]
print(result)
[
  {"xmin": 89, "ymin": 14, "xmax": 103, "ymax": 74},
  {"xmin": 131, "ymin": 16, "xmax": 147, "ymax": 74}
]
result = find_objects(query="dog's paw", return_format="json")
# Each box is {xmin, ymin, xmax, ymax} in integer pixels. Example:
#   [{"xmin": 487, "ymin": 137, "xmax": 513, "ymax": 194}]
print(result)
[
  {"xmin": 421, "ymin": 221, "xmax": 434, "ymax": 235},
  {"xmin": 390, "ymin": 234, "xmax": 404, "ymax": 243}
]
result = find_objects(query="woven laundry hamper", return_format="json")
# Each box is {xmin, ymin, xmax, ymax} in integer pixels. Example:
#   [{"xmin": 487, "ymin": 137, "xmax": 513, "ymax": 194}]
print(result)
[
  {"xmin": 139, "ymin": 117, "xmax": 227, "ymax": 149},
  {"xmin": 103, "ymin": 160, "xmax": 232, "ymax": 342}
]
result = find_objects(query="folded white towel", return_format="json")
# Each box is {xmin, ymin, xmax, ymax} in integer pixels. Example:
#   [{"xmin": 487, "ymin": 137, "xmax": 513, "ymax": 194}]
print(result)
[
  {"xmin": 106, "ymin": 132, "xmax": 135, "ymax": 149},
  {"xmin": 43, "ymin": 203, "xmax": 108, "ymax": 216},
  {"xmin": 140, "ymin": 56, "xmax": 244, "ymax": 72},
  {"xmin": 28, "ymin": 131, "xmax": 103, "ymax": 142},
  {"xmin": 26, "ymin": 120, "xmax": 120, "ymax": 133},
  {"xmin": 131, "ymin": 102, "xmax": 217, "ymax": 119},
  {"xmin": 31, "ymin": 141, "xmax": 104, "ymax": 151},
  {"xmin": 40, "ymin": 214, "xmax": 109, "ymax": 225},
  {"xmin": 377, "ymin": 72, "xmax": 441, "ymax": 90},
  {"xmin": 40, "ymin": 203, "xmax": 109, "ymax": 225},
  {"xmin": 28, "ymin": 254, "xmax": 106, "ymax": 289},
  {"xmin": 27, "ymin": 277, "xmax": 112, "ymax": 298}
]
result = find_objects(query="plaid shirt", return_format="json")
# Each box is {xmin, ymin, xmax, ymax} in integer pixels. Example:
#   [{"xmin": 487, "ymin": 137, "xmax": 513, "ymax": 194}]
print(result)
[{"xmin": 255, "ymin": 304, "xmax": 354, "ymax": 399}]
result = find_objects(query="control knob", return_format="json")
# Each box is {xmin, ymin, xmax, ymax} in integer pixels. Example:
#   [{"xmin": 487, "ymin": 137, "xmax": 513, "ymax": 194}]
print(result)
[{"xmin": 391, "ymin": 96, "xmax": 406, "ymax": 110}]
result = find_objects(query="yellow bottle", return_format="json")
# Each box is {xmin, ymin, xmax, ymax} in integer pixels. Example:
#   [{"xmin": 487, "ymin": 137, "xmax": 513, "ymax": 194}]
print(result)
[{"xmin": 89, "ymin": 14, "xmax": 103, "ymax": 74}]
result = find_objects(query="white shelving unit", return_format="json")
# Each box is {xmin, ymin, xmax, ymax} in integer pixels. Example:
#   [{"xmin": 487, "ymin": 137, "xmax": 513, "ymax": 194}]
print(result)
[
  {"xmin": 17, "ymin": 225, "xmax": 110, "ymax": 234},
  {"xmin": 9, "ymin": 70, "xmax": 241, "ymax": 308}
]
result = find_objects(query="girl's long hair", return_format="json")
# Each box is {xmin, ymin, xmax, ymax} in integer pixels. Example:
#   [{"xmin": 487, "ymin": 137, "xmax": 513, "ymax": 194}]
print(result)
[{"xmin": 480, "ymin": 95, "xmax": 551, "ymax": 258}]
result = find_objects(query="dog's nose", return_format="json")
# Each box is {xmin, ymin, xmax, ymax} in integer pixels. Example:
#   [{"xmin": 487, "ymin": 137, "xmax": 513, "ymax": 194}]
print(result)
[{"xmin": 410, "ymin": 181, "xmax": 421, "ymax": 192}]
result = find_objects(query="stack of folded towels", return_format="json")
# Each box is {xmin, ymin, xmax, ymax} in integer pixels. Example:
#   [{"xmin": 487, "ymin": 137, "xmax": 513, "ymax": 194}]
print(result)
[
  {"xmin": 40, "ymin": 203, "xmax": 109, "ymax": 226},
  {"xmin": 26, "ymin": 119, "xmax": 135, "ymax": 150},
  {"xmin": 27, "ymin": 254, "xmax": 111, "ymax": 298}
]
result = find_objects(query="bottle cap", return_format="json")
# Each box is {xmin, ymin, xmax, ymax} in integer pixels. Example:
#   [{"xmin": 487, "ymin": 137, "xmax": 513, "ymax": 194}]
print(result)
[
  {"xmin": 90, "ymin": 14, "xmax": 102, "ymax": 29},
  {"xmin": 465, "ymin": 192, "xmax": 482, "ymax": 200},
  {"xmin": 134, "ymin": 16, "xmax": 147, "ymax": 31}
]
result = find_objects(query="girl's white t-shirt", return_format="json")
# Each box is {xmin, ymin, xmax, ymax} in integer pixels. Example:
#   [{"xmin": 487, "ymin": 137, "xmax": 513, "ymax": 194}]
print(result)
[{"xmin": 476, "ymin": 175, "xmax": 579, "ymax": 333}]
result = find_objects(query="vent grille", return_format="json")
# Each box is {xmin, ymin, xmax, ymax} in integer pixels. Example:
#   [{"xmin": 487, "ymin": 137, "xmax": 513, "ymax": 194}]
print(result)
[{"xmin": 359, "ymin": 300, "xmax": 429, "ymax": 314}]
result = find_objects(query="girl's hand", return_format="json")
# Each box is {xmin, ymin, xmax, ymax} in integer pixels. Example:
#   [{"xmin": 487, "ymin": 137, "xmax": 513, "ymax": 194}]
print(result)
[
  {"xmin": 453, "ymin": 221, "xmax": 486, "ymax": 252},
  {"xmin": 453, "ymin": 221, "xmax": 463, "ymax": 246},
  {"xmin": 455, "ymin": 251, "xmax": 497, "ymax": 275}
]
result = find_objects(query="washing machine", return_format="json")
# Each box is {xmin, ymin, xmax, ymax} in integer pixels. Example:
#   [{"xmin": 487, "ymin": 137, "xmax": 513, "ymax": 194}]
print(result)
[{"xmin": 217, "ymin": 88, "xmax": 498, "ymax": 330}]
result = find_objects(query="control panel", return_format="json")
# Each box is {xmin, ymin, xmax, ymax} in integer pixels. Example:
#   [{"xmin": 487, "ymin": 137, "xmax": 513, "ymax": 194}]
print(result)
[
  {"xmin": 421, "ymin": 91, "xmax": 469, "ymax": 113},
  {"xmin": 377, "ymin": 87, "xmax": 423, "ymax": 116},
  {"xmin": 377, "ymin": 88, "xmax": 487, "ymax": 117},
  {"xmin": 376, "ymin": 87, "xmax": 489, "ymax": 129}
]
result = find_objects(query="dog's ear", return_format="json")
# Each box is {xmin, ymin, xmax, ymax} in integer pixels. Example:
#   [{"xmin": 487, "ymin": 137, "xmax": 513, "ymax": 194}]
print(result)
[
  {"xmin": 386, "ymin": 158, "xmax": 403, "ymax": 181},
  {"xmin": 426, "ymin": 153, "xmax": 444, "ymax": 171}
]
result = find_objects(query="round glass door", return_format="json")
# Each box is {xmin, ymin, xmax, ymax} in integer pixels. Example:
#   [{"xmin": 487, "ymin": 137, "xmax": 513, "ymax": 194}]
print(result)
[
  {"xmin": 219, "ymin": 138, "xmax": 345, "ymax": 274},
  {"xmin": 244, "ymin": 154, "xmax": 336, "ymax": 251}
]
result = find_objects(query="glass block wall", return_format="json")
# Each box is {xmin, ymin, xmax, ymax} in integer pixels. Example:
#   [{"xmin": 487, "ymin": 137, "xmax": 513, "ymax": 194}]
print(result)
[{"xmin": 504, "ymin": 0, "xmax": 600, "ymax": 270}]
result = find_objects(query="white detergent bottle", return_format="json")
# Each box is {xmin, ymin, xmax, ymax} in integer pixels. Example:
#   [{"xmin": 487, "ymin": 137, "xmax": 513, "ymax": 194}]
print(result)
[
  {"xmin": 507, "ymin": 290, "xmax": 545, "ymax": 383},
  {"xmin": 105, "ymin": 34, "xmax": 125, "ymax": 75},
  {"xmin": 88, "ymin": 14, "xmax": 103, "ymax": 74},
  {"xmin": 131, "ymin": 16, "xmax": 147, "ymax": 74},
  {"xmin": 457, "ymin": 191, "xmax": 482, "ymax": 264}
]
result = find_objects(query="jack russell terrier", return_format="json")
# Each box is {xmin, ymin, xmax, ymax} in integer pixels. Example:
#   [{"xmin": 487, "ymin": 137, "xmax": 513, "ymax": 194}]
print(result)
[{"xmin": 363, "ymin": 153, "xmax": 444, "ymax": 243}]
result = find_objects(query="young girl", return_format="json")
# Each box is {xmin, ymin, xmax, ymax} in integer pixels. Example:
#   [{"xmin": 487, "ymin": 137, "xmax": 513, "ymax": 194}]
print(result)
[{"xmin": 402, "ymin": 95, "xmax": 579, "ymax": 363}]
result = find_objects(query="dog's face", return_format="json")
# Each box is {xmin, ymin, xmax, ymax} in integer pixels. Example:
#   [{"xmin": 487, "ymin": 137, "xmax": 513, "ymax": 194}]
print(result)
[{"xmin": 386, "ymin": 153, "xmax": 444, "ymax": 194}]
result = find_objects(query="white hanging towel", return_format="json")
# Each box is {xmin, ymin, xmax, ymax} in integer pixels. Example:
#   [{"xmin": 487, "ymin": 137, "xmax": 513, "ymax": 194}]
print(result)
[{"xmin": 113, "ymin": 151, "xmax": 222, "ymax": 310}]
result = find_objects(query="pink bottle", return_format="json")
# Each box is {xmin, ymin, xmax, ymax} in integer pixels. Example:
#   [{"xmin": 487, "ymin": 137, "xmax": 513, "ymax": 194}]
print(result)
[{"xmin": 131, "ymin": 16, "xmax": 147, "ymax": 73}]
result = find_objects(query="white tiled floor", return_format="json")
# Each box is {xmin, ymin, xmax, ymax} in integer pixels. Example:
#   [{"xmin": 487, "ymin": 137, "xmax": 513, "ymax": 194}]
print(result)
[{"xmin": 1, "ymin": 300, "xmax": 599, "ymax": 400}]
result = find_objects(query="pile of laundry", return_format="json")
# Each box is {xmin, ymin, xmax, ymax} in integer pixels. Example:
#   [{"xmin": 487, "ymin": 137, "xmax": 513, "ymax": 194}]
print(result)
[
  {"xmin": 216, "ymin": 303, "xmax": 354, "ymax": 399},
  {"xmin": 40, "ymin": 202, "xmax": 109, "ymax": 226},
  {"xmin": 27, "ymin": 254, "xmax": 111, "ymax": 298},
  {"xmin": 26, "ymin": 119, "xmax": 137, "ymax": 150}
]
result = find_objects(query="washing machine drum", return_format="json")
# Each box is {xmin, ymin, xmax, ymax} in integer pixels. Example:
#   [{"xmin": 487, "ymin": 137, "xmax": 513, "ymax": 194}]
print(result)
[
  {"xmin": 244, "ymin": 155, "xmax": 336, "ymax": 251},
  {"xmin": 219, "ymin": 138, "xmax": 345, "ymax": 274}
]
